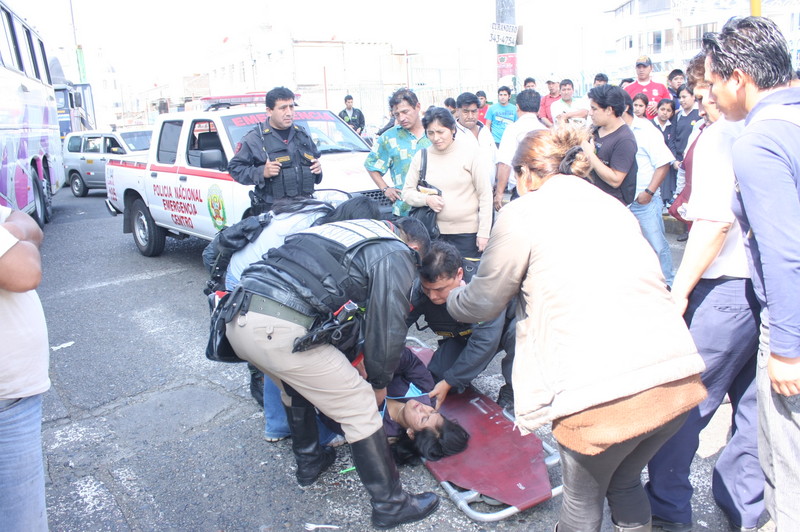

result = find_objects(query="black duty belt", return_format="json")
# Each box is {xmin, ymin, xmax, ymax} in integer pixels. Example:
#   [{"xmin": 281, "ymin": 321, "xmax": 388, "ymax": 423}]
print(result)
[
  {"xmin": 248, "ymin": 294, "xmax": 316, "ymax": 329},
  {"xmin": 435, "ymin": 329, "xmax": 472, "ymax": 338}
]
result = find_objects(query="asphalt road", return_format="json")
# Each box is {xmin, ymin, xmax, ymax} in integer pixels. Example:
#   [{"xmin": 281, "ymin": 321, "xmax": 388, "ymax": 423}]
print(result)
[{"xmin": 36, "ymin": 189, "xmax": 765, "ymax": 531}]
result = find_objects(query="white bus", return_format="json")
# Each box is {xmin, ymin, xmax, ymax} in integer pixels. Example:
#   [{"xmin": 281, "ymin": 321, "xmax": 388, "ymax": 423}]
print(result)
[{"xmin": 0, "ymin": 0, "xmax": 65, "ymax": 226}]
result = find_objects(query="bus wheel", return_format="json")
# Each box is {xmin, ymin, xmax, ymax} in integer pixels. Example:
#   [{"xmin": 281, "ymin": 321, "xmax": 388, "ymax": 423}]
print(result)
[
  {"xmin": 41, "ymin": 167, "xmax": 53, "ymax": 223},
  {"xmin": 132, "ymin": 198, "xmax": 166, "ymax": 256},
  {"xmin": 31, "ymin": 170, "xmax": 46, "ymax": 229}
]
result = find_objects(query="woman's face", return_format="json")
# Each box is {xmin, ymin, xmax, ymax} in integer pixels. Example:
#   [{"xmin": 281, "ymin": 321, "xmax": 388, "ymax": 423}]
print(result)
[
  {"xmin": 657, "ymin": 104, "xmax": 673, "ymax": 123},
  {"xmin": 633, "ymin": 99, "xmax": 647, "ymax": 118},
  {"xmin": 679, "ymin": 89, "xmax": 695, "ymax": 112},
  {"xmin": 426, "ymin": 120, "xmax": 455, "ymax": 152},
  {"xmin": 400, "ymin": 399, "xmax": 443, "ymax": 434}
]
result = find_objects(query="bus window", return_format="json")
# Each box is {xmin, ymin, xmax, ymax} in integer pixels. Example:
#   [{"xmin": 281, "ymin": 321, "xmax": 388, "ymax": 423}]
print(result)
[
  {"xmin": 23, "ymin": 27, "xmax": 40, "ymax": 80},
  {"xmin": 36, "ymin": 38, "xmax": 50, "ymax": 84},
  {"xmin": 0, "ymin": 9, "xmax": 20, "ymax": 71},
  {"xmin": 12, "ymin": 18, "xmax": 34, "ymax": 76}
]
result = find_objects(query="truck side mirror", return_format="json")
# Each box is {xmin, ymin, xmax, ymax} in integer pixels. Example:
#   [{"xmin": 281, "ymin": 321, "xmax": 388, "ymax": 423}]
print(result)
[
  {"xmin": 200, "ymin": 149, "xmax": 226, "ymax": 171},
  {"xmin": 109, "ymin": 147, "xmax": 126, "ymax": 155}
]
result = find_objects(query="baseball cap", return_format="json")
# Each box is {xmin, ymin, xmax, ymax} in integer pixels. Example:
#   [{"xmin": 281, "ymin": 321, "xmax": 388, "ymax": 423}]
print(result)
[{"xmin": 636, "ymin": 55, "xmax": 652, "ymax": 67}]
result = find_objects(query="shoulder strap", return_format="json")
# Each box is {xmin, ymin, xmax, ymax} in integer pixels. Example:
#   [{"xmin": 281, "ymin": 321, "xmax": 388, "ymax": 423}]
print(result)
[{"xmin": 419, "ymin": 149, "xmax": 428, "ymax": 187}]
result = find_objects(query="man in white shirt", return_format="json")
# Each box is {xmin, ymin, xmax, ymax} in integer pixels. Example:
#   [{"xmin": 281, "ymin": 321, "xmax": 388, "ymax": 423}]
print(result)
[
  {"xmin": 550, "ymin": 79, "xmax": 589, "ymax": 126},
  {"xmin": 454, "ymin": 92, "xmax": 497, "ymax": 186},
  {"xmin": 493, "ymin": 89, "xmax": 546, "ymax": 209},
  {"xmin": 621, "ymin": 92, "xmax": 675, "ymax": 285}
]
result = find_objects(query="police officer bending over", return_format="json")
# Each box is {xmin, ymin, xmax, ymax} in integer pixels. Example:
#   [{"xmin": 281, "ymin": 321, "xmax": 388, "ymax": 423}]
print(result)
[
  {"xmin": 228, "ymin": 87, "xmax": 322, "ymax": 215},
  {"xmin": 224, "ymin": 217, "xmax": 438, "ymax": 529}
]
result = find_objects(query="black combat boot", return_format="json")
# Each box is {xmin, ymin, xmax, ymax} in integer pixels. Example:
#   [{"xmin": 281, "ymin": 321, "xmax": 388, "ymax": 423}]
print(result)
[
  {"xmin": 350, "ymin": 428, "xmax": 439, "ymax": 529},
  {"xmin": 284, "ymin": 405, "xmax": 336, "ymax": 486}
]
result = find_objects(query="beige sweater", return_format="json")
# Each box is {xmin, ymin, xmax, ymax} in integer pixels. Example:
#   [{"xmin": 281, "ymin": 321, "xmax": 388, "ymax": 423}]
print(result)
[
  {"xmin": 402, "ymin": 136, "xmax": 493, "ymax": 239},
  {"xmin": 447, "ymin": 174, "xmax": 705, "ymax": 435}
]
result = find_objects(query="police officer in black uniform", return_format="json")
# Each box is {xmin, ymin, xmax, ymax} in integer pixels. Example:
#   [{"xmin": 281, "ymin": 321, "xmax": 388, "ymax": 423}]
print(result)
[{"xmin": 228, "ymin": 87, "xmax": 322, "ymax": 215}]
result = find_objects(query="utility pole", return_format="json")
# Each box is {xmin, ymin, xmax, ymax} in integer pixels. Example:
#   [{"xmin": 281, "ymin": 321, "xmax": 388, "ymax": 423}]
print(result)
[{"xmin": 495, "ymin": 0, "xmax": 517, "ymax": 92}]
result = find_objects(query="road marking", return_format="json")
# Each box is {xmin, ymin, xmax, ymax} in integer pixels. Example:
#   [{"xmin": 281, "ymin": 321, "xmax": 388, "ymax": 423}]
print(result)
[{"xmin": 47, "ymin": 268, "xmax": 185, "ymax": 299}]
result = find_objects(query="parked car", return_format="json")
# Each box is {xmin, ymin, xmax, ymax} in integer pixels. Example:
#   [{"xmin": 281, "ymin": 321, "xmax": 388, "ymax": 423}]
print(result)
[{"xmin": 63, "ymin": 128, "xmax": 153, "ymax": 196}]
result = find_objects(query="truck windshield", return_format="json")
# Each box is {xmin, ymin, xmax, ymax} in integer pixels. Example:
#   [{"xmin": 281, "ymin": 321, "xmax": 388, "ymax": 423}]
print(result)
[
  {"xmin": 120, "ymin": 130, "xmax": 153, "ymax": 151},
  {"xmin": 222, "ymin": 110, "xmax": 369, "ymax": 154}
]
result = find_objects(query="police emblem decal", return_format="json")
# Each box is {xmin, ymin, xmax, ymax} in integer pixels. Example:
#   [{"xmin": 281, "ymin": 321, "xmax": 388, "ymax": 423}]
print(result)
[{"xmin": 207, "ymin": 184, "xmax": 227, "ymax": 230}]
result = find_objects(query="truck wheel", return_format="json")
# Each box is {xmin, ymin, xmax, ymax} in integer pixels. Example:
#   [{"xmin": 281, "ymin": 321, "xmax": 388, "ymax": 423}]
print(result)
[
  {"xmin": 70, "ymin": 172, "xmax": 88, "ymax": 197},
  {"xmin": 31, "ymin": 172, "xmax": 46, "ymax": 229},
  {"xmin": 132, "ymin": 199, "xmax": 166, "ymax": 256}
]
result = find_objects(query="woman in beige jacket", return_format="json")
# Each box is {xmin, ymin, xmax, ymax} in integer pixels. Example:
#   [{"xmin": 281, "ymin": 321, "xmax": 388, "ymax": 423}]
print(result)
[
  {"xmin": 446, "ymin": 126, "xmax": 707, "ymax": 532},
  {"xmin": 402, "ymin": 107, "xmax": 493, "ymax": 259}
]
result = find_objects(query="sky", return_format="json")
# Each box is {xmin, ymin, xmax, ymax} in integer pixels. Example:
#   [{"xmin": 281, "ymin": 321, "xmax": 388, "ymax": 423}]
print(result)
[{"xmin": 17, "ymin": 0, "xmax": 616, "ymax": 90}]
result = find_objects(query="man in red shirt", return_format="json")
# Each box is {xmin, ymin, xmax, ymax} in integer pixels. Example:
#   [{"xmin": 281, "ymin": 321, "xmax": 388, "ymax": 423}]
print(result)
[
  {"xmin": 624, "ymin": 56, "xmax": 669, "ymax": 120},
  {"xmin": 538, "ymin": 79, "xmax": 562, "ymax": 127}
]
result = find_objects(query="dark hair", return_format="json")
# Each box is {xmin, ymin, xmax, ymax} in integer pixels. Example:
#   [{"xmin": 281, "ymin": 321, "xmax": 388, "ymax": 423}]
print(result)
[
  {"xmin": 668, "ymin": 69, "xmax": 685, "ymax": 81},
  {"xmin": 388, "ymin": 88, "xmax": 419, "ymax": 111},
  {"xmin": 422, "ymin": 106, "xmax": 456, "ymax": 131},
  {"xmin": 516, "ymin": 89, "xmax": 541, "ymax": 113},
  {"xmin": 392, "ymin": 416, "xmax": 470, "ymax": 464},
  {"xmin": 272, "ymin": 197, "xmax": 333, "ymax": 218},
  {"xmin": 657, "ymin": 98, "xmax": 676, "ymax": 112},
  {"xmin": 622, "ymin": 90, "xmax": 634, "ymax": 117},
  {"xmin": 559, "ymin": 79, "xmax": 574, "ymax": 89},
  {"xmin": 456, "ymin": 92, "xmax": 479, "ymax": 108},
  {"xmin": 419, "ymin": 240, "xmax": 461, "ymax": 283},
  {"xmin": 677, "ymin": 83, "xmax": 693, "ymax": 96},
  {"xmin": 395, "ymin": 217, "xmax": 431, "ymax": 257},
  {"xmin": 312, "ymin": 196, "xmax": 380, "ymax": 226},
  {"xmin": 265, "ymin": 87, "xmax": 295, "ymax": 109},
  {"xmin": 632, "ymin": 92, "xmax": 649, "ymax": 112},
  {"xmin": 476, "ymin": 90, "xmax": 487, "ymax": 98},
  {"xmin": 587, "ymin": 84, "xmax": 627, "ymax": 117},
  {"xmin": 619, "ymin": 77, "xmax": 635, "ymax": 86},
  {"xmin": 498, "ymin": 86, "xmax": 512, "ymax": 96},
  {"xmin": 686, "ymin": 52, "xmax": 708, "ymax": 91},
  {"xmin": 523, "ymin": 77, "xmax": 536, "ymax": 86},
  {"xmin": 444, "ymin": 97, "xmax": 456, "ymax": 109},
  {"xmin": 594, "ymin": 73, "xmax": 609, "ymax": 83},
  {"xmin": 703, "ymin": 16, "xmax": 792, "ymax": 90},
  {"xmin": 344, "ymin": 94, "xmax": 353, "ymax": 102}
]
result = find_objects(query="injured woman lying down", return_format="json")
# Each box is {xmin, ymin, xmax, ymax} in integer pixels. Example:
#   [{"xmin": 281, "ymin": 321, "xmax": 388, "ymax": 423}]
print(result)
[{"xmin": 328, "ymin": 347, "xmax": 470, "ymax": 465}]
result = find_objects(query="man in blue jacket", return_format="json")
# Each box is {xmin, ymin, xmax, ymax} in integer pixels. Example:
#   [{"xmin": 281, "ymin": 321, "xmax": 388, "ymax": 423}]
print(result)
[{"xmin": 704, "ymin": 16, "xmax": 800, "ymax": 530}]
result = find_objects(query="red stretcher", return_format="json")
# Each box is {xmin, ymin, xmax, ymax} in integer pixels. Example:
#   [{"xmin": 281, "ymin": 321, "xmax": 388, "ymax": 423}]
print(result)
[{"xmin": 407, "ymin": 340, "xmax": 563, "ymax": 522}]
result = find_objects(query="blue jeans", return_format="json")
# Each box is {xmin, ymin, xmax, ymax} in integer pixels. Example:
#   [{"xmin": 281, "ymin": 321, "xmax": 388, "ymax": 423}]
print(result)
[
  {"xmin": 263, "ymin": 377, "xmax": 338, "ymax": 445},
  {"xmin": 629, "ymin": 192, "xmax": 674, "ymax": 286},
  {"xmin": 646, "ymin": 278, "xmax": 763, "ymax": 528},
  {"xmin": 0, "ymin": 395, "xmax": 48, "ymax": 531}
]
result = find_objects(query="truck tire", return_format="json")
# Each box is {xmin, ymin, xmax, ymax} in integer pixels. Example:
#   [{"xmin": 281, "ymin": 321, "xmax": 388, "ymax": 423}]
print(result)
[
  {"xmin": 31, "ymin": 170, "xmax": 46, "ymax": 229},
  {"xmin": 70, "ymin": 171, "xmax": 88, "ymax": 197},
  {"xmin": 131, "ymin": 198, "xmax": 166, "ymax": 256}
]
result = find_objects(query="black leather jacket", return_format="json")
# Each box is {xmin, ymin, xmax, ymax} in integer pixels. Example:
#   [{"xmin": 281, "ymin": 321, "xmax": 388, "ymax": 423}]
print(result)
[{"xmin": 237, "ymin": 220, "xmax": 418, "ymax": 389}]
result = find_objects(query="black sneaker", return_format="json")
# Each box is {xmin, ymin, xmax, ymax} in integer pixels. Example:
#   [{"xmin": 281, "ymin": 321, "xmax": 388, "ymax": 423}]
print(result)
[{"xmin": 497, "ymin": 384, "xmax": 514, "ymax": 410}]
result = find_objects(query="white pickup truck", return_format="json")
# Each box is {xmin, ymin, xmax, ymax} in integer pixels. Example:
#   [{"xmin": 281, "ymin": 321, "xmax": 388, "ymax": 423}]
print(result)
[{"xmin": 105, "ymin": 108, "xmax": 388, "ymax": 256}]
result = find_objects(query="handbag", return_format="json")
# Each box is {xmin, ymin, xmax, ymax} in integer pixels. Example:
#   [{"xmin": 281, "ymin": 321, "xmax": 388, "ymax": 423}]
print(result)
[
  {"xmin": 205, "ymin": 289, "xmax": 246, "ymax": 363},
  {"xmin": 407, "ymin": 149, "xmax": 441, "ymax": 240}
]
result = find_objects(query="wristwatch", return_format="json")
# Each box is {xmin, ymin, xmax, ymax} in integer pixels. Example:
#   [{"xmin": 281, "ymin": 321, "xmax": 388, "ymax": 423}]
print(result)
[
  {"xmin": 644, "ymin": 188, "xmax": 655, "ymax": 196},
  {"xmin": 381, "ymin": 186, "xmax": 391, "ymax": 193}
]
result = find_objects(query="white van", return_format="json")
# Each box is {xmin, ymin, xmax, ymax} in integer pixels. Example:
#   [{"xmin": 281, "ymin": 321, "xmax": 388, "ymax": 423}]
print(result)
[{"xmin": 63, "ymin": 128, "xmax": 152, "ymax": 196}]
